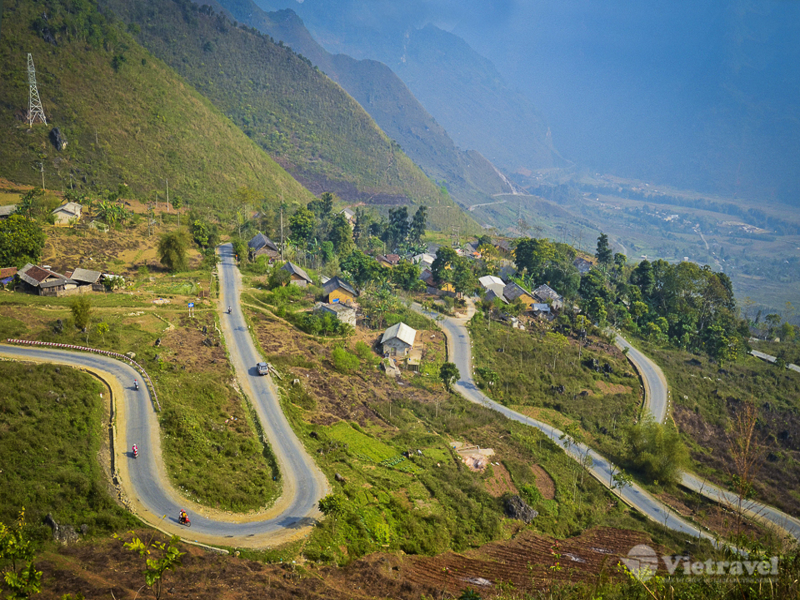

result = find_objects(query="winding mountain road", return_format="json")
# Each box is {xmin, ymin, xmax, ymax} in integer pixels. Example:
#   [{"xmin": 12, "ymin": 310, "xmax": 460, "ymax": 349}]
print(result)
[
  {"xmin": 415, "ymin": 305, "xmax": 719, "ymax": 543},
  {"xmin": 0, "ymin": 244, "xmax": 327, "ymax": 548},
  {"xmin": 418, "ymin": 303, "xmax": 800, "ymax": 543},
  {"xmin": 613, "ymin": 335, "xmax": 800, "ymax": 540}
]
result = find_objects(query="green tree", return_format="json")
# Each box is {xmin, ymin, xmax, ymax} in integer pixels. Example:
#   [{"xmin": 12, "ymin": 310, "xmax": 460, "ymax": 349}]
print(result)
[
  {"xmin": 595, "ymin": 233, "xmax": 613, "ymax": 266},
  {"xmin": 15, "ymin": 188, "xmax": 45, "ymax": 220},
  {"xmin": 384, "ymin": 206, "xmax": 410, "ymax": 250},
  {"xmin": 267, "ymin": 267, "xmax": 291, "ymax": 290},
  {"xmin": 71, "ymin": 296, "xmax": 92, "ymax": 331},
  {"xmin": 431, "ymin": 246, "xmax": 458, "ymax": 283},
  {"xmin": 115, "ymin": 531, "xmax": 185, "ymax": 600},
  {"xmin": 439, "ymin": 362, "xmax": 460, "ymax": 392},
  {"xmin": 765, "ymin": 313, "xmax": 782, "ymax": 339},
  {"xmin": 0, "ymin": 509, "xmax": 42, "ymax": 600},
  {"xmin": 514, "ymin": 237, "xmax": 555, "ymax": 279},
  {"xmin": 328, "ymin": 213, "xmax": 354, "ymax": 255},
  {"xmin": 410, "ymin": 205, "xmax": 427, "ymax": 244},
  {"xmin": 158, "ymin": 230, "xmax": 189, "ymax": 272},
  {"xmin": 588, "ymin": 296, "xmax": 607, "ymax": 325},
  {"xmin": 0, "ymin": 215, "xmax": 47, "ymax": 268},
  {"xmin": 190, "ymin": 219, "xmax": 218, "ymax": 249},
  {"xmin": 451, "ymin": 258, "xmax": 476, "ymax": 294},
  {"xmin": 307, "ymin": 192, "xmax": 334, "ymax": 220},
  {"xmin": 625, "ymin": 417, "xmax": 688, "ymax": 485},
  {"xmin": 231, "ymin": 238, "xmax": 247, "ymax": 263},
  {"xmin": 390, "ymin": 260, "xmax": 421, "ymax": 291},
  {"xmin": 289, "ymin": 207, "xmax": 316, "ymax": 246},
  {"xmin": 318, "ymin": 494, "xmax": 346, "ymax": 534},
  {"xmin": 96, "ymin": 321, "xmax": 109, "ymax": 342}
]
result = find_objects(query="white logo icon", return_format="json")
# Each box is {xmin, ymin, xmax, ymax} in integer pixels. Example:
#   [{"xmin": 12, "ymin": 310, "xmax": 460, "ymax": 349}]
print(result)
[{"xmin": 622, "ymin": 544, "xmax": 659, "ymax": 582}]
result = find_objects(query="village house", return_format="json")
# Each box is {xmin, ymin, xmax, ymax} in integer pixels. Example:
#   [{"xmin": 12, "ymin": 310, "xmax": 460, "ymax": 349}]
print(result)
[
  {"xmin": 533, "ymin": 284, "xmax": 564, "ymax": 310},
  {"xmin": 18, "ymin": 263, "xmax": 77, "ymax": 296},
  {"xmin": 0, "ymin": 205, "xmax": 17, "ymax": 219},
  {"xmin": 376, "ymin": 253, "xmax": 401, "ymax": 268},
  {"xmin": 68, "ymin": 267, "xmax": 104, "ymax": 291},
  {"xmin": 323, "ymin": 276, "xmax": 357, "ymax": 304},
  {"xmin": 280, "ymin": 262, "xmax": 313, "ymax": 287},
  {"xmin": 503, "ymin": 282, "xmax": 536, "ymax": 309},
  {"xmin": 380, "ymin": 322, "xmax": 417, "ymax": 357},
  {"xmin": 493, "ymin": 239, "xmax": 512, "ymax": 254},
  {"xmin": 248, "ymin": 233, "xmax": 280, "ymax": 261},
  {"xmin": 51, "ymin": 202, "xmax": 82, "ymax": 226},
  {"xmin": 573, "ymin": 257, "xmax": 594, "ymax": 274},
  {"xmin": 314, "ymin": 302, "xmax": 357, "ymax": 328},
  {"xmin": 411, "ymin": 253, "xmax": 436, "ymax": 271},
  {"xmin": 339, "ymin": 208, "xmax": 356, "ymax": 227}
]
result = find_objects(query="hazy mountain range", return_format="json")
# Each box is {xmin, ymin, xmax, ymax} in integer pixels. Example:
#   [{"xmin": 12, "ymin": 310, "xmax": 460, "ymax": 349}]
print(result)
[{"xmin": 256, "ymin": 0, "xmax": 800, "ymax": 206}]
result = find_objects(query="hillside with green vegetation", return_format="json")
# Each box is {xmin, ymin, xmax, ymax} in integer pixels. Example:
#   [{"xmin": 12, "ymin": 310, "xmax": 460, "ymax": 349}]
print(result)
[
  {"xmin": 210, "ymin": 0, "xmax": 513, "ymax": 208},
  {"xmin": 97, "ymin": 0, "xmax": 478, "ymax": 234},
  {"xmin": 0, "ymin": 0, "xmax": 313, "ymax": 212}
]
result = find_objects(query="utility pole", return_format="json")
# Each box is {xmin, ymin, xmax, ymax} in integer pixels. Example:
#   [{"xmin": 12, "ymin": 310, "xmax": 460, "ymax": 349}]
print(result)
[
  {"xmin": 279, "ymin": 200, "xmax": 285, "ymax": 260},
  {"xmin": 165, "ymin": 178, "xmax": 169, "ymax": 211},
  {"xmin": 38, "ymin": 162, "xmax": 45, "ymax": 190},
  {"xmin": 27, "ymin": 53, "xmax": 47, "ymax": 127}
]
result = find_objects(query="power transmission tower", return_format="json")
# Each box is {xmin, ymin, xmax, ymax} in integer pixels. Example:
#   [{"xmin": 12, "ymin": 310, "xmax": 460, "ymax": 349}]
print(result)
[{"xmin": 27, "ymin": 53, "xmax": 47, "ymax": 127}]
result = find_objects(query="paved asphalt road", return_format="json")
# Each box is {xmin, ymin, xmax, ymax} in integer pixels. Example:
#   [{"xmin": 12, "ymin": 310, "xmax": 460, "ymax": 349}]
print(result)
[
  {"xmin": 614, "ymin": 334, "xmax": 668, "ymax": 424},
  {"xmin": 416, "ymin": 306, "xmax": 719, "ymax": 544},
  {"xmin": 615, "ymin": 333, "xmax": 800, "ymax": 540},
  {"xmin": 0, "ymin": 245, "xmax": 327, "ymax": 546}
]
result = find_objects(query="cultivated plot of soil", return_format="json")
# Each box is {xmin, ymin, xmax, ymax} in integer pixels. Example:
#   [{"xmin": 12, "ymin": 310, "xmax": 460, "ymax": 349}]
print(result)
[
  {"xmin": 36, "ymin": 526, "xmax": 660, "ymax": 599},
  {"xmin": 484, "ymin": 463, "xmax": 518, "ymax": 497},
  {"xmin": 530, "ymin": 464, "xmax": 556, "ymax": 500}
]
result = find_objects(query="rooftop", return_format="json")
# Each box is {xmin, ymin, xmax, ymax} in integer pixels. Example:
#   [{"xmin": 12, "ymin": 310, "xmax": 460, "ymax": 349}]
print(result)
[
  {"xmin": 323, "ymin": 276, "xmax": 357, "ymax": 297},
  {"xmin": 381, "ymin": 322, "xmax": 417, "ymax": 347},
  {"xmin": 281, "ymin": 261, "xmax": 312, "ymax": 283}
]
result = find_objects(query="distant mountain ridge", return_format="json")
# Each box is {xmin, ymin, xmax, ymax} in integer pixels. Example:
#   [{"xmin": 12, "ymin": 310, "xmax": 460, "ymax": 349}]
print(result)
[
  {"xmin": 209, "ymin": 0, "xmax": 514, "ymax": 209},
  {"xmin": 252, "ymin": 0, "xmax": 566, "ymax": 177},
  {"xmin": 98, "ymin": 0, "xmax": 478, "ymax": 233}
]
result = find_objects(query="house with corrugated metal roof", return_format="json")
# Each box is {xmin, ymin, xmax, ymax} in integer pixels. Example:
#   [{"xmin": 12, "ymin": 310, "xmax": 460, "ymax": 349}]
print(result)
[
  {"xmin": 381, "ymin": 322, "xmax": 417, "ymax": 357},
  {"xmin": 248, "ymin": 233, "xmax": 280, "ymax": 260}
]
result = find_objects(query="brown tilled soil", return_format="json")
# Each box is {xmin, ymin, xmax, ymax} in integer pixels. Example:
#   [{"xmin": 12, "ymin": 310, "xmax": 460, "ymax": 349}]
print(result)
[
  {"xmin": 484, "ymin": 463, "xmax": 519, "ymax": 497},
  {"xmin": 530, "ymin": 464, "xmax": 556, "ymax": 500},
  {"xmin": 37, "ymin": 527, "xmax": 657, "ymax": 599}
]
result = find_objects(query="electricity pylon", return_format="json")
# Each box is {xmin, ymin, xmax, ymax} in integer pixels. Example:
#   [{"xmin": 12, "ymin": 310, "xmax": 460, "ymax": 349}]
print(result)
[{"xmin": 27, "ymin": 53, "xmax": 47, "ymax": 127}]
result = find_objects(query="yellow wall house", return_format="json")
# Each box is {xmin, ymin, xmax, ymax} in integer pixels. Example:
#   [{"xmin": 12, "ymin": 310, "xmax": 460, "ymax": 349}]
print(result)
[
  {"xmin": 323, "ymin": 276, "xmax": 357, "ymax": 304},
  {"xmin": 503, "ymin": 282, "xmax": 535, "ymax": 308}
]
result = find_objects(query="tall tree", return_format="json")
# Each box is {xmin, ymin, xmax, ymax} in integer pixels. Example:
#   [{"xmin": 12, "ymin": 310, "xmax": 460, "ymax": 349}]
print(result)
[
  {"xmin": 0, "ymin": 215, "xmax": 46, "ymax": 267},
  {"xmin": 385, "ymin": 207, "xmax": 409, "ymax": 250},
  {"xmin": 409, "ymin": 206, "xmax": 427, "ymax": 244},
  {"xmin": 431, "ymin": 246, "xmax": 458, "ymax": 283},
  {"xmin": 307, "ymin": 192, "xmax": 334, "ymax": 220},
  {"xmin": 514, "ymin": 237, "xmax": 555, "ymax": 280},
  {"xmin": 439, "ymin": 362, "xmax": 460, "ymax": 392},
  {"xmin": 157, "ymin": 230, "xmax": 189, "ymax": 272},
  {"xmin": 328, "ymin": 212, "xmax": 354, "ymax": 255},
  {"xmin": 288, "ymin": 207, "xmax": 317, "ymax": 245},
  {"xmin": 595, "ymin": 233, "xmax": 613, "ymax": 266}
]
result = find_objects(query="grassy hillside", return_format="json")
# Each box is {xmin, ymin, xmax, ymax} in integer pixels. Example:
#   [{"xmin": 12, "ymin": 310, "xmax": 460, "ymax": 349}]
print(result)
[
  {"xmin": 0, "ymin": 0, "xmax": 313, "ymax": 212},
  {"xmin": 211, "ymin": 1, "xmax": 513, "ymax": 208},
  {"xmin": 98, "ymin": 0, "xmax": 478, "ymax": 233}
]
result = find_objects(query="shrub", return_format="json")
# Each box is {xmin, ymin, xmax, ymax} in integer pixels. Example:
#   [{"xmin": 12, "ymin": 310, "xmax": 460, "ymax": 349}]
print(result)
[
  {"xmin": 331, "ymin": 346, "xmax": 359, "ymax": 373},
  {"xmin": 625, "ymin": 417, "xmax": 688, "ymax": 485}
]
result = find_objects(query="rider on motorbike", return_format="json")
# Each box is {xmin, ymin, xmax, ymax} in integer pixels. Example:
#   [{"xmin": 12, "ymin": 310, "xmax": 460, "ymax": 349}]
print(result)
[
  {"xmin": 134, "ymin": 379, "xmax": 139, "ymax": 390},
  {"xmin": 132, "ymin": 444, "xmax": 138, "ymax": 457},
  {"xmin": 179, "ymin": 509, "xmax": 188, "ymax": 524},
  {"xmin": 227, "ymin": 306, "xmax": 232, "ymax": 314}
]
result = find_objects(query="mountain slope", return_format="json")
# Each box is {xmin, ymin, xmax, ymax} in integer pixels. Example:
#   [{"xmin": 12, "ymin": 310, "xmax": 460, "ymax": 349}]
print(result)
[
  {"xmin": 0, "ymin": 0, "xmax": 313, "ymax": 211},
  {"xmin": 252, "ymin": 0, "xmax": 565, "ymax": 175},
  {"xmin": 209, "ymin": 0, "xmax": 513, "ymax": 207},
  {"xmin": 98, "ymin": 0, "xmax": 478, "ymax": 233}
]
